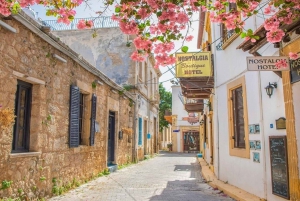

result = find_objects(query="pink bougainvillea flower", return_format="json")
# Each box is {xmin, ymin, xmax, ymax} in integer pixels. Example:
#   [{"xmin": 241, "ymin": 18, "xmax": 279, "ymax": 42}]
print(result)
[
  {"xmin": 77, "ymin": 20, "xmax": 93, "ymax": 29},
  {"xmin": 130, "ymin": 51, "xmax": 148, "ymax": 62},
  {"xmin": 275, "ymin": 59, "xmax": 288, "ymax": 69},
  {"xmin": 266, "ymin": 29, "xmax": 285, "ymax": 43},
  {"xmin": 119, "ymin": 21, "xmax": 139, "ymax": 35},
  {"xmin": 289, "ymin": 52, "xmax": 299, "ymax": 60},
  {"xmin": 186, "ymin": 35, "xmax": 194, "ymax": 42}
]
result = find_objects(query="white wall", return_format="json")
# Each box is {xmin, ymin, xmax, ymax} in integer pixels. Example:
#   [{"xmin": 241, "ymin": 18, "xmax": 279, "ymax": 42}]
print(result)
[{"xmin": 212, "ymin": 12, "xmax": 288, "ymax": 200}]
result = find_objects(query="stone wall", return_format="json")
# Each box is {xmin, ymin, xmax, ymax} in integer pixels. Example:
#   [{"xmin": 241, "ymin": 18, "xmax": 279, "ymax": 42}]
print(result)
[{"xmin": 0, "ymin": 16, "xmax": 134, "ymax": 199}]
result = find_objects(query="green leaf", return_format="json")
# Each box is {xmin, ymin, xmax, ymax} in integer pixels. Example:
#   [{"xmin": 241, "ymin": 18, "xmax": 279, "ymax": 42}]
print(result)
[
  {"xmin": 181, "ymin": 46, "xmax": 188, "ymax": 53},
  {"xmin": 68, "ymin": 15, "xmax": 74, "ymax": 20},
  {"xmin": 253, "ymin": 35, "xmax": 260, "ymax": 40},
  {"xmin": 235, "ymin": 28, "xmax": 241, "ymax": 33},
  {"xmin": 115, "ymin": 7, "xmax": 121, "ymax": 13},
  {"xmin": 11, "ymin": 3, "xmax": 21, "ymax": 14},
  {"xmin": 240, "ymin": 32, "xmax": 247, "ymax": 38},
  {"xmin": 193, "ymin": 2, "xmax": 201, "ymax": 6}
]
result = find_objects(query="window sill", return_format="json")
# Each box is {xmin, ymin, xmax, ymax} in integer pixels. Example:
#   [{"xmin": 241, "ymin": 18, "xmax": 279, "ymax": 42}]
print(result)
[
  {"xmin": 10, "ymin": 152, "xmax": 41, "ymax": 159},
  {"xmin": 229, "ymin": 148, "xmax": 250, "ymax": 159}
]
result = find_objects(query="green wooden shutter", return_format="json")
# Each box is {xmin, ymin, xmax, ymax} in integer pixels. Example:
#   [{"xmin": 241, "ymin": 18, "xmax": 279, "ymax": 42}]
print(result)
[
  {"xmin": 90, "ymin": 94, "xmax": 97, "ymax": 146},
  {"xmin": 69, "ymin": 85, "xmax": 80, "ymax": 147}
]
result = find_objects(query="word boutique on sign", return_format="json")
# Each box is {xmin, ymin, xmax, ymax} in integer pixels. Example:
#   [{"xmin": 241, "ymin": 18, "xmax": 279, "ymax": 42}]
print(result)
[
  {"xmin": 175, "ymin": 52, "xmax": 212, "ymax": 78},
  {"xmin": 246, "ymin": 56, "xmax": 290, "ymax": 71}
]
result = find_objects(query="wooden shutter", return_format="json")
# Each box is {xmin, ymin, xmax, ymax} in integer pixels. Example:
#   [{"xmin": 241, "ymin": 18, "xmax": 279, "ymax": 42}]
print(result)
[
  {"xmin": 232, "ymin": 87, "xmax": 245, "ymax": 148},
  {"xmin": 138, "ymin": 118, "xmax": 142, "ymax": 145},
  {"xmin": 69, "ymin": 85, "xmax": 80, "ymax": 147},
  {"xmin": 90, "ymin": 94, "xmax": 97, "ymax": 146}
]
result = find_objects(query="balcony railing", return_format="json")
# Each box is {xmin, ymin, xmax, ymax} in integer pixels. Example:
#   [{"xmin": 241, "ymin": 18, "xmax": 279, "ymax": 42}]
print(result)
[
  {"xmin": 42, "ymin": 17, "xmax": 119, "ymax": 31},
  {"xmin": 216, "ymin": 30, "xmax": 239, "ymax": 50}
]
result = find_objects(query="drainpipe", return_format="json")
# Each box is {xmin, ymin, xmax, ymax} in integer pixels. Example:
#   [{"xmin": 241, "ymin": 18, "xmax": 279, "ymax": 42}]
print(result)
[
  {"xmin": 258, "ymin": 71, "xmax": 268, "ymax": 199},
  {"xmin": 211, "ymin": 23, "xmax": 220, "ymax": 179}
]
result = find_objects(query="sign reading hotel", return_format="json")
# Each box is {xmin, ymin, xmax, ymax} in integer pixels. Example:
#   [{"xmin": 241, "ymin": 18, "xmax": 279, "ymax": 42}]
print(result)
[
  {"xmin": 247, "ymin": 56, "xmax": 290, "ymax": 71},
  {"xmin": 175, "ymin": 52, "xmax": 212, "ymax": 77}
]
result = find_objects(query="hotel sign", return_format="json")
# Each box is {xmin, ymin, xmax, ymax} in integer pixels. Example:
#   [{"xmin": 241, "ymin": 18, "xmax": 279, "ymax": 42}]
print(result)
[
  {"xmin": 175, "ymin": 52, "xmax": 212, "ymax": 78},
  {"xmin": 247, "ymin": 56, "xmax": 290, "ymax": 71}
]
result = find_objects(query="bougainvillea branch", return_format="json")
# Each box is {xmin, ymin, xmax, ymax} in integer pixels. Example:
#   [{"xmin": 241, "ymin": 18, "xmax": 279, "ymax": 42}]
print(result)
[{"xmin": 1, "ymin": 0, "xmax": 299, "ymax": 67}]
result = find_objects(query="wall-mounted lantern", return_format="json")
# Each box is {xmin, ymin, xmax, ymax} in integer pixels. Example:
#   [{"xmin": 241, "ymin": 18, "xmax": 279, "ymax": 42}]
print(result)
[{"xmin": 265, "ymin": 82, "xmax": 277, "ymax": 98}]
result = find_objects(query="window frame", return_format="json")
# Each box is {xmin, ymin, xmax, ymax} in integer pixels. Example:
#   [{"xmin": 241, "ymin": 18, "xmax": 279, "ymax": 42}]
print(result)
[
  {"xmin": 138, "ymin": 62, "xmax": 143, "ymax": 82},
  {"xmin": 12, "ymin": 80, "xmax": 32, "ymax": 153},
  {"xmin": 218, "ymin": 3, "xmax": 239, "ymax": 50},
  {"xmin": 79, "ymin": 92, "xmax": 85, "ymax": 145},
  {"xmin": 144, "ymin": 62, "xmax": 148, "ymax": 87},
  {"xmin": 227, "ymin": 76, "xmax": 250, "ymax": 158}
]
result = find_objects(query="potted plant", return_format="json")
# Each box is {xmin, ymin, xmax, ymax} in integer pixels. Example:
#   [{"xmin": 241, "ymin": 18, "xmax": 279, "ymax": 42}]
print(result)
[{"xmin": 167, "ymin": 143, "xmax": 172, "ymax": 151}]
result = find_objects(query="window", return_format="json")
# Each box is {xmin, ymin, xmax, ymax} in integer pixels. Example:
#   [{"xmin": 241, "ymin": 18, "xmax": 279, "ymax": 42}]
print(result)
[
  {"xmin": 144, "ymin": 62, "xmax": 148, "ymax": 86},
  {"xmin": 138, "ymin": 117, "xmax": 142, "ymax": 145},
  {"xmin": 227, "ymin": 76, "xmax": 249, "ymax": 158},
  {"xmin": 12, "ymin": 80, "xmax": 32, "ymax": 152},
  {"xmin": 216, "ymin": 3, "xmax": 239, "ymax": 50},
  {"xmin": 150, "ymin": 72, "xmax": 153, "ymax": 98},
  {"xmin": 69, "ymin": 85, "xmax": 97, "ymax": 147},
  {"xmin": 232, "ymin": 87, "xmax": 245, "ymax": 148},
  {"xmin": 138, "ymin": 62, "xmax": 143, "ymax": 80}
]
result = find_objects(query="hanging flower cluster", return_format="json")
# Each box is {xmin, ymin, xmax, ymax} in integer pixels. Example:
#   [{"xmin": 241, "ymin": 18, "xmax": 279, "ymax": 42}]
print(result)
[{"xmin": 1, "ymin": 0, "xmax": 300, "ymax": 66}]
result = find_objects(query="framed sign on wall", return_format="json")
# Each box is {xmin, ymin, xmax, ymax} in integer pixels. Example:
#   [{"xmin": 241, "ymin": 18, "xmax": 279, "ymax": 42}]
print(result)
[{"xmin": 269, "ymin": 136, "xmax": 290, "ymax": 199}]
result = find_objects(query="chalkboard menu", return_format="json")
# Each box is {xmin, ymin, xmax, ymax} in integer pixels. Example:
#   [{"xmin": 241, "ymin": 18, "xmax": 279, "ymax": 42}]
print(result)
[
  {"xmin": 290, "ymin": 57, "xmax": 300, "ymax": 83},
  {"xmin": 269, "ymin": 136, "xmax": 290, "ymax": 199}
]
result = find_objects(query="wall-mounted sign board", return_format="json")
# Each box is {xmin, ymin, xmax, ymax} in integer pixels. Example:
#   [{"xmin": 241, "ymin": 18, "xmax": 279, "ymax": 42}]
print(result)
[
  {"xmin": 275, "ymin": 117, "xmax": 286, "ymax": 129},
  {"xmin": 175, "ymin": 52, "xmax": 212, "ymax": 77},
  {"xmin": 247, "ymin": 57, "xmax": 290, "ymax": 71},
  {"xmin": 290, "ymin": 57, "xmax": 300, "ymax": 83},
  {"xmin": 269, "ymin": 136, "xmax": 290, "ymax": 199}
]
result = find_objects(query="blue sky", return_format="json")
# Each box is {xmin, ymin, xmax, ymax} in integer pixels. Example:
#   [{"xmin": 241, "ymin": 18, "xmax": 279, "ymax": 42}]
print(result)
[{"xmin": 30, "ymin": 3, "xmax": 200, "ymax": 91}]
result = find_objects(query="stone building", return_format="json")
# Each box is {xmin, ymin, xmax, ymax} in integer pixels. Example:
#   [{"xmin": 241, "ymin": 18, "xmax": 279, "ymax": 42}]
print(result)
[
  {"xmin": 0, "ymin": 11, "xmax": 135, "ymax": 199},
  {"xmin": 44, "ymin": 23, "xmax": 162, "ymax": 161}
]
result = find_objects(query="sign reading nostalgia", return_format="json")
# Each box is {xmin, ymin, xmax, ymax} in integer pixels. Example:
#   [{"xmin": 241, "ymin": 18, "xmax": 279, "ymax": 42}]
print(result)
[
  {"xmin": 175, "ymin": 52, "xmax": 212, "ymax": 77},
  {"xmin": 246, "ymin": 56, "xmax": 290, "ymax": 71}
]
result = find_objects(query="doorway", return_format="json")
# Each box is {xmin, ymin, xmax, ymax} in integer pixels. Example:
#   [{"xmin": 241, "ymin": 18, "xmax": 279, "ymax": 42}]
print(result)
[
  {"xmin": 144, "ymin": 119, "xmax": 148, "ymax": 155},
  {"xmin": 108, "ymin": 111, "xmax": 115, "ymax": 165},
  {"xmin": 183, "ymin": 131, "xmax": 200, "ymax": 153}
]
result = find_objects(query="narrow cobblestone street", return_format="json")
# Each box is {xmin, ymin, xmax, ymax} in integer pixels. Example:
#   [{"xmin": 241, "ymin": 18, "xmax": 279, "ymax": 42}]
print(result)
[{"xmin": 50, "ymin": 152, "xmax": 234, "ymax": 201}]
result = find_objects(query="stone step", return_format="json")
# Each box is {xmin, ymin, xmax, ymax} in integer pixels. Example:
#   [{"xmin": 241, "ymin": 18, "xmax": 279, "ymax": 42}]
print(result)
[{"xmin": 107, "ymin": 164, "xmax": 118, "ymax": 173}]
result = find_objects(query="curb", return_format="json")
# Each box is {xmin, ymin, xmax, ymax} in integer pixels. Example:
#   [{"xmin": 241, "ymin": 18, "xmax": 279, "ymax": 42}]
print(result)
[{"xmin": 198, "ymin": 158, "xmax": 264, "ymax": 201}]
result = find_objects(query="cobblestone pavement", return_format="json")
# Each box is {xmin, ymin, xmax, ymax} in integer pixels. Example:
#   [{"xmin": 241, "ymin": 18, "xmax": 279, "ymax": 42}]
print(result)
[{"xmin": 49, "ymin": 152, "xmax": 234, "ymax": 201}]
